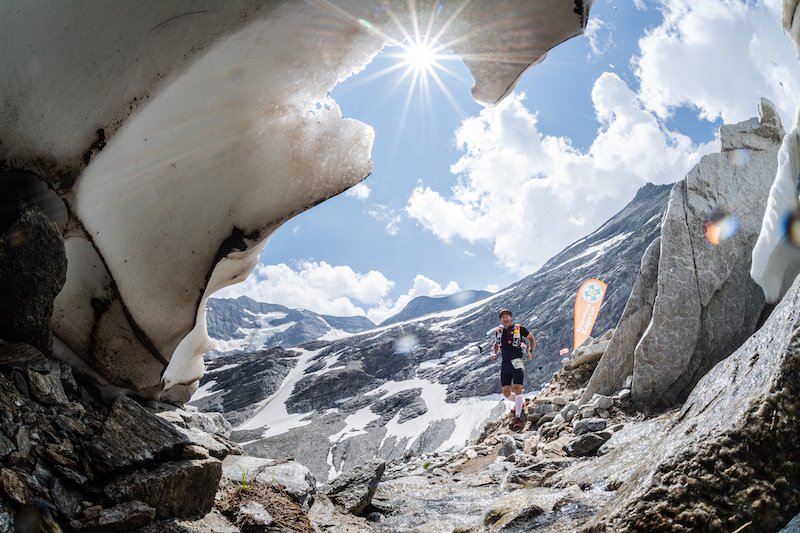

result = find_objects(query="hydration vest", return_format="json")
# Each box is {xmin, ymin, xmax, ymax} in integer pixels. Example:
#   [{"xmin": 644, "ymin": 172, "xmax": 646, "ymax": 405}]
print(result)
[{"xmin": 495, "ymin": 324, "xmax": 522, "ymax": 348}]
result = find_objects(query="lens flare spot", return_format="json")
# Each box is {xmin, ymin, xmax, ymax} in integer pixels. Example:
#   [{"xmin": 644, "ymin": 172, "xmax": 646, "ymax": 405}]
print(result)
[
  {"xmin": 784, "ymin": 211, "xmax": 800, "ymax": 247},
  {"xmin": 394, "ymin": 334, "xmax": 419, "ymax": 354},
  {"xmin": 727, "ymin": 148, "xmax": 751, "ymax": 167},
  {"xmin": 358, "ymin": 18, "xmax": 372, "ymax": 29},
  {"xmin": 704, "ymin": 212, "xmax": 740, "ymax": 246}
]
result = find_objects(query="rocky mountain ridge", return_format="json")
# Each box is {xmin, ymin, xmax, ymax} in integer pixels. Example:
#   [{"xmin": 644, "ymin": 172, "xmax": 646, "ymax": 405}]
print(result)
[{"xmin": 191, "ymin": 180, "xmax": 672, "ymax": 485}]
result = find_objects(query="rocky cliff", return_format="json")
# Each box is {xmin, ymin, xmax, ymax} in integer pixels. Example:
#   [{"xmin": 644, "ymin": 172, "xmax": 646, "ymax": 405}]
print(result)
[{"xmin": 585, "ymin": 98, "xmax": 785, "ymax": 408}]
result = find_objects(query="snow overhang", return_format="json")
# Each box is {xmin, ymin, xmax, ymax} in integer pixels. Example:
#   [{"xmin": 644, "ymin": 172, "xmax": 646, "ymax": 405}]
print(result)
[{"xmin": 0, "ymin": 0, "xmax": 591, "ymax": 402}]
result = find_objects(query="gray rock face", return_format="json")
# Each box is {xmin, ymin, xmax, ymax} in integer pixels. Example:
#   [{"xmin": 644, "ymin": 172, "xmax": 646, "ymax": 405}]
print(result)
[
  {"xmin": 397, "ymin": 396, "xmax": 428, "ymax": 423},
  {"xmin": 70, "ymin": 500, "xmax": 156, "ymax": 532},
  {"xmin": 584, "ymin": 237, "xmax": 660, "ymax": 401},
  {"xmin": 0, "ymin": 201, "xmax": 66, "ymax": 355},
  {"xmin": 322, "ymin": 459, "xmax": 386, "ymax": 515},
  {"xmin": 588, "ymin": 101, "xmax": 784, "ymax": 407},
  {"xmin": 587, "ymin": 273, "xmax": 800, "ymax": 531},
  {"xmin": 90, "ymin": 395, "xmax": 190, "ymax": 476},
  {"xmin": 106, "ymin": 458, "xmax": 221, "ymax": 518},
  {"xmin": 371, "ymin": 388, "xmax": 423, "ymax": 422},
  {"xmin": 289, "ymin": 365, "xmax": 377, "ymax": 413}
]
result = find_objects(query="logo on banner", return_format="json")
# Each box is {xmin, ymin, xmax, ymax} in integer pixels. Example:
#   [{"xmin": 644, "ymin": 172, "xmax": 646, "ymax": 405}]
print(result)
[{"xmin": 581, "ymin": 282, "xmax": 604, "ymax": 304}]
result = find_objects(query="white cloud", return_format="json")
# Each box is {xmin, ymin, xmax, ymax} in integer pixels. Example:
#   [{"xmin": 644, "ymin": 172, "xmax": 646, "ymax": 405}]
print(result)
[
  {"xmin": 484, "ymin": 284, "xmax": 500, "ymax": 293},
  {"xmin": 213, "ymin": 261, "xmax": 394, "ymax": 317},
  {"xmin": 214, "ymin": 263, "xmax": 461, "ymax": 324},
  {"xmin": 366, "ymin": 274, "xmax": 461, "ymax": 323},
  {"xmin": 585, "ymin": 17, "xmax": 614, "ymax": 58},
  {"xmin": 405, "ymin": 0, "xmax": 799, "ymax": 275},
  {"xmin": 368, "ymin": 204, "xmax": 402, "ymax": 235},
  {"xmin": 345, "ymin": 181, "xmax": 371, "ymax": 200},
  {"xmin": 406, "ymin": 82, "xmax": 714, "ymax": 275},
  {"xmin": 633, "ymin": 0, "xmax": 647, "ymax": 10},
  {"xmin": 635, "ymin": 0, "xmax": 800, "ymax": 126}
]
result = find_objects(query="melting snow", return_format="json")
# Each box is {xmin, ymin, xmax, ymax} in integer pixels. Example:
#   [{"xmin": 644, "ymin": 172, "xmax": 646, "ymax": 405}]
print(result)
[
  {"xmin": 371, "ymin": 378, "xmax": 500, "ymax": 452},
  {"xmin": 191, "ymin": 379, "xmax": 218, "ymax": 401},
  {"xmin": 235, "ymin": 348, "xmax": 322, "ymax": 437},
  {"xmin": 538, "ymin": 232, "xmax": 632, "ymax": 276}
]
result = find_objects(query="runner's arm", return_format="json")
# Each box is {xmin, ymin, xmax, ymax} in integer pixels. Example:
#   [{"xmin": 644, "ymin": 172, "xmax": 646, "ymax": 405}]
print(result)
[{"xmin": 526, "ymin": 333, "xmax": 535, "ymax": 359}]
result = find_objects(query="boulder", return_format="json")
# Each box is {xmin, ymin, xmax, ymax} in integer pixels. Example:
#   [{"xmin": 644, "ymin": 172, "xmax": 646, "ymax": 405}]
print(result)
[
  {"xmin": 26, "ymin": 368, "xmax": 68, "ymax": 406},
  {"xmin": 90, "ymin": 395, "xmax": 190, "ymax": 476},
  {"xmin": 181, "ymin": 445, "xmax": 209, "ymax": 460},
  {"xmin": 0, "ymin": 435, "xmax": 13, "ymax": 460},
  {"xmin": 51, "ymin": 477, "xmax": 81, "ymax": 519},
  {"xmin": 0, "ymin": 499, "xmax": 12, "ymax": 533},
  {"xmin": 573, "ymin": 418, "xmax": 607, "ymax": 436},
  {"xmin": 0, "ymin": 202, "xmax": 66, "ymax": 354},
  {"xmin": 567, "ymin": 340, "xmax": 610, "ymax": 368},
  {"xmin": 175, "ymin": 426, "xmax": 238, "ymax": 460},
  {"xmin": 498, "ymin": 436, "xmax": 517, "ymax": 457},
  {"xmin": 135, "ymin": 511, "xmax": 239, "ymax": 533},
  {"xmin": 590, "ymin": 394, "xmax": 614, "ymax": 410},
  {"xmin": 106, "ymin": 458, "xmax": 221, "ymax": 518},
  {"xmin": 533, "ymin": 403, "xmax": 558, "ymax": 415},
  {"xmin": 563, "ymin": 432, "xmax": 611, "ymax": 457},
  {"xmin": 174, "ymin": 409, "xmax": 232, "ymax": 438},
  {"xmin": 222, "ymin": 456, "xmax": 317, "ymax": 510},
  {"xmin": 585, "ymin": 100, "xmax": 784, "ymax": 407},
  {"xmin": 0, "ymin": 469, "xmax": 27, "ymax": 504},
  {"xmin": 237, "ymin": 501, "xmax": 273, "ymax": 529},
  {"xmin": 586, "ymin": 274, "xmax": 800, "ymax": 531},
  {"xmin": 70, "ymin": 500, "xmax": 155, "ymax": 532},
  {"xmin": 321, "ymin": 459, "xmax": 385, "ymax": 515}
]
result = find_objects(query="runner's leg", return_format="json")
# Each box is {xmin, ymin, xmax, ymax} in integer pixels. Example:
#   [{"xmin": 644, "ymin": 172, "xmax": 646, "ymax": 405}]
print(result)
[
  {"xmin": 502, "ymin": 385, "xmax": 512, "ymax": 399},
  {"xmin": 512, "ymin": 380, "xmax": 524, "ymax": 417}
]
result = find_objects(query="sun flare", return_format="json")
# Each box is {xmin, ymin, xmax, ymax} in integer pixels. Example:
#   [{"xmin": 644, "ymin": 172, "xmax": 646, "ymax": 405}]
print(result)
[{"xmin": 401, "ymin": 38, "xmax": 440, "ymax": 74}]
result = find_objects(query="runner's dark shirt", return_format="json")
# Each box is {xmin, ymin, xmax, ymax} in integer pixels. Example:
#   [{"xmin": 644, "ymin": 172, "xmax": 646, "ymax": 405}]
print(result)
[{"xmin": 498, "ymin": 325, "xmax": 530, "ymax": 361}]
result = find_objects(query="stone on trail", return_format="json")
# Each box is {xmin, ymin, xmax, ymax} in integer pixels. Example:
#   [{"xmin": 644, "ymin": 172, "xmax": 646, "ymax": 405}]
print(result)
[{"xmin": 320, "ymin": 459, "xmax": 385, "ymax": 515}]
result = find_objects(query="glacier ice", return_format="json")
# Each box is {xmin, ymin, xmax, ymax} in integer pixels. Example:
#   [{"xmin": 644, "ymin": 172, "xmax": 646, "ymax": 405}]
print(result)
[
  {"xmin": 751, "ymin": 0, "xmax": 800, "ymax": 303},
  {"xmin": 1, "ymin": 1, "xmax": 591, "ymax": 402}
]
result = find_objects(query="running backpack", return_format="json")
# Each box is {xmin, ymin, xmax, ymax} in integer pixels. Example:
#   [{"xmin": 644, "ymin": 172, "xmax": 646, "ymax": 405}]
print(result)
[{"xmin": 495, "ymin": 324, "xmax": 522, "ymax": 348}]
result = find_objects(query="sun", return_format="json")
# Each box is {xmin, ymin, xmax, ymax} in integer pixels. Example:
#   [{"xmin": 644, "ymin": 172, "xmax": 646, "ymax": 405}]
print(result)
[{"xmin": 400, "ymin": 38, "xmax": 440, "ymax": 74}]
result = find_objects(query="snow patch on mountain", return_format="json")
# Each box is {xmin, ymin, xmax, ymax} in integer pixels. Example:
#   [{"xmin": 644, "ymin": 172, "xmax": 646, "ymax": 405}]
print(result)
[{"xmin": 235, "ymin": 348, "xmax": 325, "ymax": 437}]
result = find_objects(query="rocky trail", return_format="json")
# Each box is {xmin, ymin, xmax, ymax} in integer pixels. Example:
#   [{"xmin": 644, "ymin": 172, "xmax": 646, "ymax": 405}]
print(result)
[{"xmin": 355, "ymin": 331, "xmax": 647, "ymax": 533}]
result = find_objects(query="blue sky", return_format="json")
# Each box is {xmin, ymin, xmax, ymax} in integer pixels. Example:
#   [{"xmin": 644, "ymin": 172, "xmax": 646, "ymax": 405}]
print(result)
[{"xmin": 218, "ymin": 0, "xmax": 800, "ymax": 323}]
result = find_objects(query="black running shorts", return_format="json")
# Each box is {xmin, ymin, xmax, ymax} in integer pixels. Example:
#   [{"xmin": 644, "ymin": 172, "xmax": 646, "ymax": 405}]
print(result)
[{"xmin": 500, "ymin": 358, "xmax": 524, "ymax": 387}]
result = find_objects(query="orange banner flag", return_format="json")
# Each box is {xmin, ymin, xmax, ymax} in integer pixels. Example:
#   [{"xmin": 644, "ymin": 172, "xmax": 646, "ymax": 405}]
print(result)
[{"xmin": 573, "ymin": 278, "xmax": 607, "ymax": 349}]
